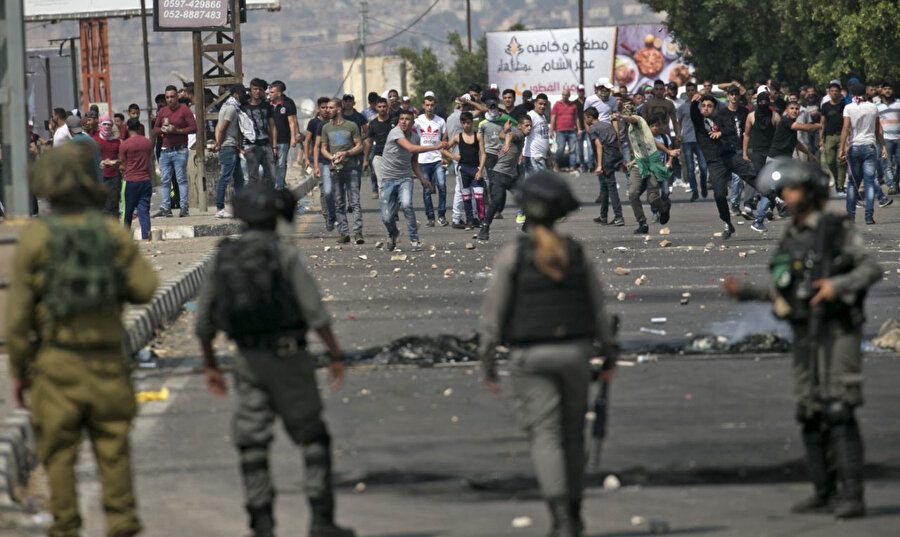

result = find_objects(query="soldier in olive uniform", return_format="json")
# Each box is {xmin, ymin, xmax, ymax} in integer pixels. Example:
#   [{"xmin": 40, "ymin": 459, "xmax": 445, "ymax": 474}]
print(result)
[
  {"xmin": 6, "ymin": 143, "xmax": 159, "ymax": 537},
  {"xmin": 196, "ymin": 184, "xmax": 355, "ymax": 537},
  {"xmin": 725, "ymin": 158, "xmax": 882, "ymax": 519},
  {"xmin": 479, "ymin": 171, "xmax": 617, "ymax": 537}
]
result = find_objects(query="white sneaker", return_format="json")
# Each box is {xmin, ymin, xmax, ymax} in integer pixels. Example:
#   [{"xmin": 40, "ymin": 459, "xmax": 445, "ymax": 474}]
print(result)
[{"xmin": 215, "ymin": 209, "xmax": 233, "ymax": 219}]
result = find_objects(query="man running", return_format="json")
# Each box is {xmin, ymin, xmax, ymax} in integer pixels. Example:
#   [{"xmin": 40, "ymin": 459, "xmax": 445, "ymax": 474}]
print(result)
[
  {"xmin": 378, "ymin": 109, "xmax": 444, "ymax": 251},
  {"xmin": 689, "ymin": 92, "xmax": 756, "ymax": 239}
]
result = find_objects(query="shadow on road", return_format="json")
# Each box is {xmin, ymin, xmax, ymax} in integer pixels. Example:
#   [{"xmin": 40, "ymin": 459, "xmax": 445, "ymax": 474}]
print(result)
[{"xmin": 587, "ymin": 526, "xmax": 726, "ymax": 537}]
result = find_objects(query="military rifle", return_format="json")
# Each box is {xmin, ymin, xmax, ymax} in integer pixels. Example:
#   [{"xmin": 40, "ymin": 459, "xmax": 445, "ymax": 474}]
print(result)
[{"xmin": 588, "ymin": 314, "xmax": 620, "ymax": 471}]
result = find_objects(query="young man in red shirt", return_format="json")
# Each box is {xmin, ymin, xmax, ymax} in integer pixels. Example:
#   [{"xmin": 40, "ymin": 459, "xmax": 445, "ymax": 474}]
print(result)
[
  {"xmin": 119, "ymin": 118, "xmax": 155, "ymax": 239},
  {"xmin": 93, "ymin": 115, "xmax": 122, "ymax": 217},
  {"xmin": 152, "ymin": 84, "xmax": 197, "ymax": 218},
  {"xmin": 550, "ymin": 88, "xmax": 581, "ymax": 172}
]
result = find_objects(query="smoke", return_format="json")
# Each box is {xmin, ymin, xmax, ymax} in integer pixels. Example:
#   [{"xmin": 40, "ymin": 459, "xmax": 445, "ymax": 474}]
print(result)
[{"xmin": 707, "ymin": 302, "xmax": 792, "ymax": 343}]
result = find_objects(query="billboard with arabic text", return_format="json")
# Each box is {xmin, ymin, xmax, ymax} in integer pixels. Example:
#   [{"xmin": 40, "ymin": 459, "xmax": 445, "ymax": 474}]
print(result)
[{"xmin": 486, "ymin": 27, "xmax": 616, "ymax": 97}]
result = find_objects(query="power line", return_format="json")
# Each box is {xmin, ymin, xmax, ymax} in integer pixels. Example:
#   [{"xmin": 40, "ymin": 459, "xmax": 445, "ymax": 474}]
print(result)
[
  {"xmin": 367, "ymin": 0, "xmax": 442, "ymax": 46},
  {"xmin": 334, "ymin": 46, "xmax": 362, "ymax": 98},
  {"xmin": 369, "ymin": 16, "xmax": 448, "ymax": 44}
]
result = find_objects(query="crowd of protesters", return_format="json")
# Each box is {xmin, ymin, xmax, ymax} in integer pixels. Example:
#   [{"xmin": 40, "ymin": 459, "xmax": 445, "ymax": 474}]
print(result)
[{"xmin": 25, "ymin": 73, "xmax": 897, "ymax": 244}]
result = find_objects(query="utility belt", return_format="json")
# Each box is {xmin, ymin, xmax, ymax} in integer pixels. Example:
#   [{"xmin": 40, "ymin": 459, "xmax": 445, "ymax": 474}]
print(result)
[{"xmin": 236, "ymin": 332, "xmax": 307, "ymax": 356}]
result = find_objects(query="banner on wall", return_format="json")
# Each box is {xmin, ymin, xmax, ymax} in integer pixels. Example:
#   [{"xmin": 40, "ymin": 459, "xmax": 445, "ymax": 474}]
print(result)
[
  {"xmin": 486, "ymin": 27, "xmax": 616, "ymax": 97},
  {"xmin": 613, "ymin": 24, "xmax": 693, "ymax": 94}
]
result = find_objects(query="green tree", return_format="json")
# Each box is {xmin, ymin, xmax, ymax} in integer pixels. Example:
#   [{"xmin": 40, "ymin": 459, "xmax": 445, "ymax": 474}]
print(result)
[
  {"xmin": 642, "ymin": 0, "xmax": 900, "ymax": 86},
  {"xmin": 398, "ymin": 31, "xmax": 488, "ymax": 110}
]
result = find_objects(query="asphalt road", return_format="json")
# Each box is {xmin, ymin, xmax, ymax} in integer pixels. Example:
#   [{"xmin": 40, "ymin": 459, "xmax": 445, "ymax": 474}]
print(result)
[
  {"xmin": 285, "ymin": 169, "xmax": 900, "ymax": 355},
  {"xmin": 54, "ymin": 170, "xmax": 900, "ymax": 536}
]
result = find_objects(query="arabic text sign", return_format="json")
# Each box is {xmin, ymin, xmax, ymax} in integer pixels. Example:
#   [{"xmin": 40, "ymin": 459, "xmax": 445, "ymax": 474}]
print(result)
[
  {"xmin": 487, "ymin": 27, "xmax": 616, "ymax": 96},
  {"xmin": 155, "ymin": 0, "xmax": 229, "ymax": 30},
  {"xmin": 25, "ymin": 0, "xmax": 279, "ymax": 21}
]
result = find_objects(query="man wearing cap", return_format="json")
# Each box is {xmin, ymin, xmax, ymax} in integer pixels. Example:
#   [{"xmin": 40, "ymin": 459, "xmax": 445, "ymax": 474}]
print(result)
[
  {"xmin": 213, "ymin": 84, "xmax": 247, "ymax": 218},
  {"xmin": 242, "ymin": 78, "xmax": 278, "ymax": 188},
  {"xmin": 363, "ymin": 92, "xmax": 379, "ymax": 122},
  {"xmin": 399, "ymin": 96, "xmax": 419, "ymax": 118},
  {"xmin": 152, "ymin": 84, "xmax": 197, "ymax": 218},
  {"xmin": 8, "ymin": 142, "xmax": 158, "ymax": 537},
  {"xmin": 584, "ymin": 78, "xmax": 617, "ymax": 123},
  {"xmin": 511, "ymin": 90, "xmax": 534, "ymax": 121},
  {"xmin": 67, "ymin": 115, "xmax": 103, "ymax": 184}
]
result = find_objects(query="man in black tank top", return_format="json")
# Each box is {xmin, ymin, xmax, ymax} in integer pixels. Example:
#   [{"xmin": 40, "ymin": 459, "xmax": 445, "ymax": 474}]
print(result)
[
  {"xmin": 442, "ymin": 112, "xmax": 485, "ymax": 228},
  {"xmin": 749, "ymin": 100, "xmax": 821, "ymax": 232}
]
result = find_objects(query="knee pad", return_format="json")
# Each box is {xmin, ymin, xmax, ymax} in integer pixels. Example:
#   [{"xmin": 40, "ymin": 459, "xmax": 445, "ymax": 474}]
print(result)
[{"xmin": 822, "ymin": 400, "xmax": 853, "ymax": 426}]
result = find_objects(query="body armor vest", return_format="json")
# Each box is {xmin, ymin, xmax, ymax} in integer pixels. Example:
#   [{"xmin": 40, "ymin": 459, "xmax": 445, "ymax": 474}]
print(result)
[
  {"xmin": 770, "ymin": 213, "xmax": 864, "ymax": 327},
  {"xmin": 504, "ymin": 237, "xmax": 596, "ymax": 344},
  {"xmin": 213, "ymin": 236, "xmax": 306, "ymax": 342}
]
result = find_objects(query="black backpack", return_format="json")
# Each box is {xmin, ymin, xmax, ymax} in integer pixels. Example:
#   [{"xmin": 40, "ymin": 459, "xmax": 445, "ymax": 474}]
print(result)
[{"xmin": 212, "ymin": 236, "xmax": 305, "ymax": 340}]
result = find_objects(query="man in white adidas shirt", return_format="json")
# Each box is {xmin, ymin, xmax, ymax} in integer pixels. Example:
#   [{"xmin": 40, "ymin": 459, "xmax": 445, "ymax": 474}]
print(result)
[
  {"xmin": 839, "ymin": 82, "xmax": 892, "ymax": 224},
  {"xmin": 414, "ymin": 94, "xmax": 448, "ymax": 226}
]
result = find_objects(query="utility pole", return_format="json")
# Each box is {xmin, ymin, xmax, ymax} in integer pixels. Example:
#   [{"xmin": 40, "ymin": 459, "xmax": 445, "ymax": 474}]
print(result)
[
  {"xmin": 140, "ymin": 0, "xmax": 154, "ymax": 133},
  {"xmin": 360, "ymin": 1, "xmax": 368, "ymax": 101},
  {"xmin": 466, "ymin": 0, "xmax": 472, "ymax": 52},
  {"xmin": 1, "ymin": 0, "xmax": 30, "ymax": 216},
  {"xmin": 578, "ymin": 0, "xmax": 584, "ymax": 86}
]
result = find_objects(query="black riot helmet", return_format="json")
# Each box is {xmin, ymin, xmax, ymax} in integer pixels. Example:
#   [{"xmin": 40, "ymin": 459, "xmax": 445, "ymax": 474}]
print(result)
[
  {"xmin": 233, "ymin": 184, "xmax": 297, "ymax": 229},
  {"xmin": 515, "ymin": 171, "xmax": 580, "ymax": 226},
  {"xmin": 756, "ymin": 158, "xmax": 829, "ymax": 206}
]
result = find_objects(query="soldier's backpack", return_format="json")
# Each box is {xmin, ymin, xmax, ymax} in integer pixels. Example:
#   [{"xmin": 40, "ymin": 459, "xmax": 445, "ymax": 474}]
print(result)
[
  {"xmin": 43, "ymin": 213, "xmax": 124, "ymax": 329},
  {"xmin": 212, "ymin": 236, "xmax": 305, "ymax": 341}
]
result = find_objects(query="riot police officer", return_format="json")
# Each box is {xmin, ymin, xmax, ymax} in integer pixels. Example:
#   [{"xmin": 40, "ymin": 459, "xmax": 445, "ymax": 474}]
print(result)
[
  {"xmin": 195, "ymin": 184, "xmax": 355, "ymax": 537},
  {"xmin": 724, "ymin": 158, "xmax": 882, "ymax": 519},
  {"xmin": 478, "ymin": 171, "xmax": 617, "ymax": 537},
  {"xmin": 7, "ymin": 143, "xmax": 158, "ymax": 537}
]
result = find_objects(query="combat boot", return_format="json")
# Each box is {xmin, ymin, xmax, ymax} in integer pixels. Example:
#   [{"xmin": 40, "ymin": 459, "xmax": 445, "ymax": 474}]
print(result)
[
  {"xmin": 247, "ymin": 504, "xmax": 275, "ymax": 537},
  {"xmin": 569, "ymin": 499, "xmax": 584, "ymax": 536},
  {"xmin": 546, "ymin": 497, "xmax": 578, "ymax": 537},
  {"xmin": 826, "ymin": 404, "xmax": 867, "ymax": 519},
  {"xmin": 793, "ymin": 419, "xmax": 836, "ymax": 514},
  {"xmin": 309, "ymin": 497, "xmax": 356, "ymax": 537}
]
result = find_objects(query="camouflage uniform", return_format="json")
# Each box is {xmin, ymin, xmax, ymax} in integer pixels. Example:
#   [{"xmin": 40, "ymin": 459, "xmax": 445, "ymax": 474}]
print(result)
[{"xmin": 6, "ymin": 144, "xmax": 158, "ymax": 536}]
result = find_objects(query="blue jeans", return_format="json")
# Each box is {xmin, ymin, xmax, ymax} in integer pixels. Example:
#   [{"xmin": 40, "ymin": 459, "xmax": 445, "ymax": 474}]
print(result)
[
  {"xmin": 320, "ymin": 163, "xmax": 336, "ymax": 223},
  {"xmin": 158, "ymin": 147, "xmax": 188, "ymax": 211},
  {"xmin": 122, "ymin": 180, "xmax": 152, "ymax": 240},
  {"xmin": 275, "ymin": 142, "xmax": 290, "ymax": 189},
  {"xmin": 524, "ymin": 156, "xmax": 547, "ymax": 176},
  {"xmin": 681, "ymin": 141, "xmax": 707, "ymax": 194},
  {"xmin": 555, "ymin": 131, "xmax": 579, "ymax": 169},
  {"xmin": 420, "ymin": 161, "xmax": 446, "ymax": 220},
  {"xmin": 582, "ymin": 135, "xmax": 598, "ymax": 170},
  {"xmin": 847, "ymin": 144, "xmax": 880, "ymax": 219},
  {"xmin": 216, "ymin": 146, "xmax": 245, "ymax": 210},
  {"xmin": 380, "ymin": 177, "xmax": 419, "ymax": 242},
  {"xmin": 880, "ymin": 139, "xmax": 899, "ymax": 190}
]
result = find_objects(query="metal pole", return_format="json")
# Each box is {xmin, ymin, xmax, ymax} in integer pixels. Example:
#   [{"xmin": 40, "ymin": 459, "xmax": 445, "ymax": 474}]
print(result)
[
  {"xmin": 360, "ymin": 1, "xmax": 368, "ymax": 101},
  {"xmin": 44, "ymin": 57, "xmax": 54, "ymax": 120},
  {"xmin": 466, "ymin": 0, "xmax": 472, "ymax": 52},
  {"xmin": 69, "ymin": 38, "xmax": 79, "ymax": 109},
  {"xmin": 1, "ymin": 0, "xmax": 31, "ymax": 216},
  {"xmin": 578, "ymin": 0, "xmax": 584, "ymax": 86},
  {"xmin": 192, "ymin": 31, "xmax": 207, "ymax": 212},
  {"xmin": 140, "ymin": 0, "xmax": 154, "ymax": 132}
]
